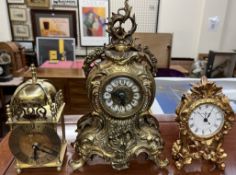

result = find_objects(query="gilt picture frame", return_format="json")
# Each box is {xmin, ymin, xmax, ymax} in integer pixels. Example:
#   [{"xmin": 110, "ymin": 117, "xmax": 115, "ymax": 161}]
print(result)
[
  {"xmin": 9, "ymin": 7, "xmax": 27, "ymax": 21},
  {"xmin": 26, "ymin": 0, "xmax": 50, "ymax": 8},
  {"xmin": 7, "ymin": 0, "xmax": 24, "ymax": 3},
  {"xmin": 12, "ymin": 24, "xmax": 30, "ymax": 38},
  {"xmin": 78, "ymin": 0, "xmax": 109, "ymax": 46},
  {"xmin": 31, "ymin": 9, "xmax": 77, "ymax": 44}
]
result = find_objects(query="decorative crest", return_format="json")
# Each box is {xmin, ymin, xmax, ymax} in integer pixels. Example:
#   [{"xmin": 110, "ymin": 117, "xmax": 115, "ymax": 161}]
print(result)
[
  {"xmin": 106, "ymin": 0, "xmax": 137, "ymax": 45},
  {"xmin": 190, "ymin": 76, "xmax": 222, "ymax": 97}
]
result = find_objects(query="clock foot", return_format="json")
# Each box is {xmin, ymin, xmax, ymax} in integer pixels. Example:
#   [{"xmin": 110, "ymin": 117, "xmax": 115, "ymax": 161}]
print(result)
[
  {"xmin": 16, "ymin": 168, "xmax": 21, "ymax": 174},
  {"xmin": 69, "ymin": 158, "xmax": 86, "ymax": 171},
  {"xmin": 217, "ymin": 162, "xmax": 225, "ymax": 170},
  {"xmin": 57, "ymin": 166, "xmax": 62, "ymax": 171},
  {"xmin": 152, "ymin": 155, "xmax": 169, "ymax": 168},
  {"xmin": 111, "ymin": 161, "xmax": 129, "ymax": 170}
]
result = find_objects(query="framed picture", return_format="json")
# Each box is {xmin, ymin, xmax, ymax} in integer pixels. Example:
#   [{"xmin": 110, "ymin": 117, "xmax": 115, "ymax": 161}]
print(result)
[
  {"xmin": 52, "ymin": 0, "xmax": 77, "ymax": 7},
  {"xmin": 9, "ymin": 8, "xmax": 27, "ymax": 21},
  {"xmin": 7, "ymin": 0, "xmax": 24, "ymax": 3},
  {"xmin": 16, "ymin": 41, "xmax": 34, "ymax": 51},
  {"xmin": 36, "ymin": 37, "xmax": 75, "ymax": 65},
  {"xmin": 12, "ymin": 24, "xmax": 30, "ymax": 38},
  {"xmin": 31, "ymin": 10, "xmax": 77, "ymax": 44},
  {"xmin": 206, "ymin": 51, "xmax": 236, "ymax": 78},
  {"xmin": 78, "ymin": 0, "xmax": 109, "ymax": 46},
  {"xmin": 26, "ymin": 0, "xmax": 50, "ymax": 8}
]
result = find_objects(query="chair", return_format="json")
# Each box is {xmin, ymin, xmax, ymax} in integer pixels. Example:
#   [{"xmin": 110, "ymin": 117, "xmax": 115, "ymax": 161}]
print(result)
[{"xmin": 133, "ymin": 33, "xmax": 184, "ymax": 77}]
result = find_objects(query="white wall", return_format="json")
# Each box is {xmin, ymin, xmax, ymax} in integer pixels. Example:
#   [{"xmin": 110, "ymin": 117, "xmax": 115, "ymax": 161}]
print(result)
[
  {"xmin": 0, "ymin": 0, "xmax": 12, "ymax": 41},
  {"xmin": 220, "ymin": 0, "xmax": 236, "ymax": 51},
  {"xmin": 0, "ymin": 0, "xmax": 235, "ymax": 58},
  {"xmin": 158, "ymin": 0, "xmax": 204, "ymax": 58},
  {"xmin": 197, "ymin": 0, "xmax": 228, "ymax": 53}
]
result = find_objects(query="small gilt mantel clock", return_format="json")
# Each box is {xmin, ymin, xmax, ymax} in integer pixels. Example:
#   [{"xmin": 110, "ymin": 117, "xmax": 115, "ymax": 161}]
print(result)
[
  {"xmin": 6, "ymin": 65, "xmax": 67, "ymax": 174},
  {"xmin": 70, "ymin": 0, "xmax": 168, "ymax": 171},
  {"xmin": 172, "ymin": 76, "xmax": 235, "ymax": 170}
]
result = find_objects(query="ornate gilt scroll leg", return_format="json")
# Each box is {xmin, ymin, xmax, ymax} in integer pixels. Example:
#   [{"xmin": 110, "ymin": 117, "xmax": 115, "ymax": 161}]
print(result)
[
  {"xmin": 111, "ymin": 160, "xmax": 129, "ymax": 170},
  {"xmin": 172, "ymin": 140, "xmax": 192, "ymax": 170},
  {"xmin": 214, "ymin": 144, "xmax": 227, "ymax": 170},
  {"xmin": 69, "ymin": 157, "xmax": 86, "ymax": 171}
]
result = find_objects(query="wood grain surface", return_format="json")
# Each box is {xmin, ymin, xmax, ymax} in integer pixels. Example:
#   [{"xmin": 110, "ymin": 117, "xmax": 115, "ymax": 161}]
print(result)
[{"xmin": 0, "ymin": 115, "xmax": 235, "ymax": 175}]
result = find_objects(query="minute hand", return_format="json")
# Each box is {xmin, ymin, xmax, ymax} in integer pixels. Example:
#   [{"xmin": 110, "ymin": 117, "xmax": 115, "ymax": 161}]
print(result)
[{"xmin": 207, "ymin": 107, "xmax": 215, "ymax": 118}]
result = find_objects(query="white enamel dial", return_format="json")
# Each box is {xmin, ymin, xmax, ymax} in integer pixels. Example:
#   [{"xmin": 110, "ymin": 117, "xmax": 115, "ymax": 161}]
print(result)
[
  {"xmin": 101, "ymin": 76, "xmax": 143, "ymax": 118},
  {"xmin": 188, "ymin": 104, "xmax": 224, "ymax": 138}
]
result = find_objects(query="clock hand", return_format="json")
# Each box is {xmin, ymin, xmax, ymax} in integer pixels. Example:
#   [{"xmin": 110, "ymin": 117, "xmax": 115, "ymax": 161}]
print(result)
[
  {"xmin": 32, "ymin": 143, "xmax": 58, "ymax": 156},
  {"xmin": 197, "ymin": 112, "xmax": 211, "ymax": 125},
  {"xmin": 207, "ymin": 106, "xmax": 215, "ymax": 119},
  {"xmin": 38, "ymin": 146, "xmax": 58, "ymax": 156},
  {"xmin": 32, "ymin": 143, "xmax": 39, "ymax": 161},
  {"xmin": 113, "ymin": 91, "xmax": 126, "ymax": 106},
  {"xmin": 197, "ymin": 112, "xmax": 205, "ymax": 119}
]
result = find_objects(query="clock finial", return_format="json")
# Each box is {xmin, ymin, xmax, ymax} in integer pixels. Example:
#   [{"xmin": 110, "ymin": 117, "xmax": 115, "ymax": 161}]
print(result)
[
  {"xmin": 30, "ymin": 64, "xmax": 37, "ymax": 84},
  {"xmin": 106, "ymin": 0, "xmax": 137, "ymax": 45}
]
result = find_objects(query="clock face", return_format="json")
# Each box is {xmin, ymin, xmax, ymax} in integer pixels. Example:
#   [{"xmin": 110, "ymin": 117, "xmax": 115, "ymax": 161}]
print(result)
[
  {"xmin": 188, "ymin": 103, "xmax": 225, "ymax": 138},
  {"xmin": 9, "ymin": 124, "xmax": 61, "ymax": 165},
  {"xmin": 100, "ymin": 76, "xmax": 143, "ymax": 118}
]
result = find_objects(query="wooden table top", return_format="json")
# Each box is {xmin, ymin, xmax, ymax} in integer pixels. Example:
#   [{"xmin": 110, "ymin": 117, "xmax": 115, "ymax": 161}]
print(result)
[
  {"xmin": 1, "ymin": 115, "xmax": 235, "ymax": 175},
  {"xmin": 24, "ymin": 68, "xmax": 86, "ymax": 79}
]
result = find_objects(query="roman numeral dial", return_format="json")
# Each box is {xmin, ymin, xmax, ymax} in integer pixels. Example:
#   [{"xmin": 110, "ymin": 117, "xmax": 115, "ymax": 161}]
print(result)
[
  {"xmin": 101, "ymin": 76, "xmax": 143, "ymax": 118},
  {"xmin": 188, "ymin": 103, "xmax": 224, "ymax": 138}
]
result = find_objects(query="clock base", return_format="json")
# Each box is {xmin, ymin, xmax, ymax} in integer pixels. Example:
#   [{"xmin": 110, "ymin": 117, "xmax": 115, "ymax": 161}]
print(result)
[
  {"xmin": 172, "ymin": 139, "xmax": 227, "ymax": 170},
  {"xmin": 70, "ymin": 112, "xmax": 168, "ymax": 171}
]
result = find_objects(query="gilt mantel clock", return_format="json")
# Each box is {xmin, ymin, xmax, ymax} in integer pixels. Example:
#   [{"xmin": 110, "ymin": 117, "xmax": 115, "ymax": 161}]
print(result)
[
  {"xmin": 172, "ymin": 76, "xmax": 235, "ymax": 170},
  {"xmin": 70, "ymin": 0, "xmax": 168, "ymax": 171},
  {"xmin": 6, "ymin": 65, "xmax": 67, "ymax": 174}
]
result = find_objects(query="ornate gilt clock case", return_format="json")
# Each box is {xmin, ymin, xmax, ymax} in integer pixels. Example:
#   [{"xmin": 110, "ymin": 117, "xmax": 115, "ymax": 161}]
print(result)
[
  {"xmin": 6, "ymin": 65, "xmax": 66, "ymax": 173},
  {"xmin": 172, "ymin": 76, "xmax": 235, "ymax": 170},
  {"xmin": 70, "ymin": 0, "xmax": 168, "ymax": 171}
]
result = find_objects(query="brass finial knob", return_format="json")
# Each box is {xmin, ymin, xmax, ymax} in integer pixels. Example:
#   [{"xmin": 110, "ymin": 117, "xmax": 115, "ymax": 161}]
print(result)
[
  {"xmin": 30, "ymin": 64, "xmax": 37, "ymax": 84},
  {"xmin": 6, "ymin": 104, "xmax": 13, "ymax": 124}
]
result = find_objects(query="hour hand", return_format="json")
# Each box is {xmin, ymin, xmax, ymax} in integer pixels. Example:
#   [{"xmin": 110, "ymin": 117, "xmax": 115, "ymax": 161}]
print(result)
[
  {"xmin": 38, "ymin": 145, "xmax": 58, "ymax": 156},
  {"xmin": 32, "ymin": 143, "xmax": 39, "ymax": 161}
]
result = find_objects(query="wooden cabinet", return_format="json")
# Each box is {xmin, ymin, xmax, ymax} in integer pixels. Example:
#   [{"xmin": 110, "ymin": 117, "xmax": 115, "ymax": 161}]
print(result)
[{"xmin": 24, "ymin": 68, "xmax": 92, "ymax": 115}]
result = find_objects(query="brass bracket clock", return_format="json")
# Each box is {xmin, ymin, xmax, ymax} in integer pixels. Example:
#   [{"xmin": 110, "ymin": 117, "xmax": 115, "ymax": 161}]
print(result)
[
  {"xmin": 70, "ymin": 0, "xmax": 168, "ymax": 171},
  {"xmin": 6, "ymin": 64, "xmax": 67, "ymax": 174},
  {"xmin": 172, "ymin": 76, "xmax": 235, "ymax": 170}
]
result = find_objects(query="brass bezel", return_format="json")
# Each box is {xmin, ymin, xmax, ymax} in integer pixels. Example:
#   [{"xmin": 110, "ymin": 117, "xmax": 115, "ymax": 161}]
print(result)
[
  {"xmin": 98, "ymin": 73, "xmax": 145, "ymax": 119},
  {"xmin": 185, "ymin": 99, "xmax": 225, "ymax": 140}
]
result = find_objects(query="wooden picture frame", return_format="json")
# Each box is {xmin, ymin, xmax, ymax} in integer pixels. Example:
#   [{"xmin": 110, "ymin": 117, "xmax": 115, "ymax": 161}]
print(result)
[
  {"xmin": 206, "ymin": 51, "xmax": 236, "ymax": 78},
  {"xmin": 7, "ymin": 0, "xmax": 24, "ymax": 3},
  {"xmin": 12, "ymin": 24, "xmax": 30, "ymax": 38},
  {"xmin": 26, "ymin": 0, "xmax": 50, "ymax": 8},
  {"xmin": 78, "ymin": 0, "xmax": 109, "ymax": 46},
  {"xmin": 9, "ymin": 7, "xmax": 27, "ymax": 21},
  {"xmin": 31, "ymin": 9, "xmax": 77, "ymax": 44}
]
